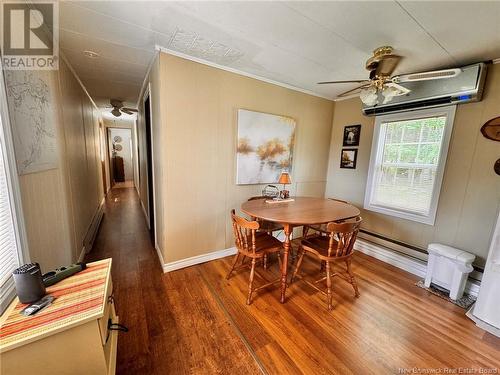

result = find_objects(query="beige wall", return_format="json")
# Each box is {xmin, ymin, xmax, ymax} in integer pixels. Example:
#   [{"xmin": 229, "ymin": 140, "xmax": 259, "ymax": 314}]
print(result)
[
  {"xmin": 58, "ymin": 60, "xmax": 104, "ymax": 262},
  {"xmin": 7, "ymin": 69, "xmax": 72, "ymax": 271},
  {"xmin": 5, "ymin": 59, "xmax": 104, "ymax": 271},
  {"xmin": 326, "ymin": 63, "xmax": 500, "ymax": 266},
  {"xmin": 148, "ymin": 52, "xmax": 334, "ymax": 263}
]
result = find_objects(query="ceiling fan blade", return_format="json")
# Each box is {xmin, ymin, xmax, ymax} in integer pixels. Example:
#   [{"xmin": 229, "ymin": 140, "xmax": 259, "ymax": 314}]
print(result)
[
  {"xmin": 111, "ymin": 108, "xmax": 122, "ymax": 117},
  {"xmin": 338, "ymin": 83, "xmax": 372, "ymax": 97},
  {"xmin": 317, "ymin": 80, "xmax": 368, "ymax": 85},
  {"xmin": 110, "ymin": 99, "xmax": 124, "ymax": 109},
  {"xmin": 121, "ymin": 107, "xmax": 138, "ymax": 113},
  {"xmin": 375, "ymin": 55, "xmax": 402, "ymax": 77}
]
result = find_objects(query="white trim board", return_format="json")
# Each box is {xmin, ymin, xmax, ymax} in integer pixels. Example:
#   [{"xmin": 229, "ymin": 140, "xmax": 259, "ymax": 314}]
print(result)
[
  {"xmin": 155, "ymin": 45, "xmax": 333, "ymax": 101},
  {"xmin": 140, "ymin": 199, "xmax": 150, "ymax": 229},
  {"xmin": 60, "ymin": 53, "xmax": 99, "ymax": 110},
  {"xmin": 467, "ymin": 305, "xmax": 500, "ymax": 338},
  {"xmin": 161, "ymin": 247, "xmax": 237, "ymax": 273},
  {"xmin": 142, "ymin": 85, "xmax": 158, "ymax": 251},
  {"xmin": 136, "ymin": 50, "xmax": 158, "ymax": 110},
  {"xmin": 354, "ymin": 238, "xmax": 480, "ymax": 297},
  {"xmin": 155, "ymin": 244, "xmax": 166, "ymax": 270}
]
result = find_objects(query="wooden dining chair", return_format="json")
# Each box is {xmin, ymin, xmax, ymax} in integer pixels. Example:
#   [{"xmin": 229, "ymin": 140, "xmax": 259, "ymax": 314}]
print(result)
[
  {"xmin": 227, "ymin": 209, "xmax": 283, "ymax": 305},
  {"xmin": 302, "ymin": 198, "xmax": 350, "ymax": 238},
  {"xmin": 292, "ymin": 216, "xmax": 362, "ymax": 310},
  {"xmin": 247, "ymin": 196, "xmax": 284, "ymax": 269}
]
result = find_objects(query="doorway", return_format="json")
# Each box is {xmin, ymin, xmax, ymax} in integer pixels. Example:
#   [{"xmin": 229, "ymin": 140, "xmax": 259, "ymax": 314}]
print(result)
[
  {"xmin": 108, "ymin": 127, "xmax": 134, "ymax": 187},
  {"xmin": 144, "ymin": 93, "xmax": 155, "ymax": 245}
]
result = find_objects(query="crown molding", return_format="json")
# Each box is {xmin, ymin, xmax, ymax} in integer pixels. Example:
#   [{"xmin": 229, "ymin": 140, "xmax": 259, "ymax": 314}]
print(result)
[
  {"xmin": 60, "ymin": 52, "xmax": 98, "ymax": 110},
  {"xmin": 155, "ymin": 45, "xmax": 333, "ymax": 101},
  {"xmin": 493, "ymin": 58, "xmax": 500, "ymax": 65},
  {"xmin": 136, "ymin": 50, "xmax": 159, "ymax": 109}
]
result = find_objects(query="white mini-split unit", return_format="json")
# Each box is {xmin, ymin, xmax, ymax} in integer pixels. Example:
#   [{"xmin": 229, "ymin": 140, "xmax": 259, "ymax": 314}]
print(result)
[{"xmin": 363, "ymin": 63, "xmax": 488, "ymax": 116}]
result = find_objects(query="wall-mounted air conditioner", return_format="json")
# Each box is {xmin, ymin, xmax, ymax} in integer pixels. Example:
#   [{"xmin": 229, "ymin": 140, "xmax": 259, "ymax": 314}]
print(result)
[{"xmin": 362, "ymin": 63, "xmax": 488, "ymax": 116}]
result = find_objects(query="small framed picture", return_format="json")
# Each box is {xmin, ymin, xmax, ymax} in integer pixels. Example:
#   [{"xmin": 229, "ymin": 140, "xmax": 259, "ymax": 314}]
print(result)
[
  {"xmin": 343, "ymin": 124, "xmax": 361, "ymax": 146},
  {"xmin": 340, "ymin": 149, "xmax": 357, "ymax": 169}
]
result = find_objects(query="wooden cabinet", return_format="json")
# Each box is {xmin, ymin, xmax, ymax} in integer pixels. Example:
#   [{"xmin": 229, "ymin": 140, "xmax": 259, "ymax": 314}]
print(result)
[
  {"xmin": 0, "ymin": 259, "xmax": 118, "ymax": 375},
  {"xmin": 112, "ymin": 156, "xmax": 125, "ymax": 182}
]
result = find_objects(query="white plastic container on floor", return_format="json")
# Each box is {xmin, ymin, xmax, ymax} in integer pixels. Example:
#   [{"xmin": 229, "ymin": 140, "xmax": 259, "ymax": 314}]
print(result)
[{"xmin": 424, "ymin": 243, "xmax": 475, "ymax": 300}]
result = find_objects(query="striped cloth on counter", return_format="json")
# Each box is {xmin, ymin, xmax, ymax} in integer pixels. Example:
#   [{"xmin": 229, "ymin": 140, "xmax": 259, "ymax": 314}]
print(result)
[{"xmin": 0, "ymin": 258, "xmax": 111, "ymax": 352}]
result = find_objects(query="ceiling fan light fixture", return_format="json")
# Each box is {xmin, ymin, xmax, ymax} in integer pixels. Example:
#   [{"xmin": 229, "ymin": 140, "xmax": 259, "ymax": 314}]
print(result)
[
  {"xmin": 381, "ymin": 85, "xmax": 400, "ymax": 104},
  {"xmin": 360, "ymin": 86, "xmax": 378, "ymax": 106},
  {"xmin": 381, "ymin": 83, "xmax": 410, "ymax": 104}
]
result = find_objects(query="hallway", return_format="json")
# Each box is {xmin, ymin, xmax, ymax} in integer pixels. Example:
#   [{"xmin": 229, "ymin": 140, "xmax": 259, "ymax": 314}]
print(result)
[
  {"xmin": 85, "ymin": 188, "xmax": 500, "ymax": 375},
  {"xmin": 85, "ymin": 188, "xmax": 260, "ymax": 374}
]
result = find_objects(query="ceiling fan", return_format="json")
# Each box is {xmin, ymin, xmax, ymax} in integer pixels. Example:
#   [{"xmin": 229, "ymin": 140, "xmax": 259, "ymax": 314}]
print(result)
[
  {"xmin": 319, "ymin": 46, "xmax": 462, "ymax": 106},
  {"xmin": 109, "ymin": 99, "xmax": 138, "ymax": 117}
]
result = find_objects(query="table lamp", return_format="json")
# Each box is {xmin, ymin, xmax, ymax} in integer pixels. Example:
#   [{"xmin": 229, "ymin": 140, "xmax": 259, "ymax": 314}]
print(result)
[{"xmin": 278, "ymin": 171, "xmax": 291, "ymax": 199}]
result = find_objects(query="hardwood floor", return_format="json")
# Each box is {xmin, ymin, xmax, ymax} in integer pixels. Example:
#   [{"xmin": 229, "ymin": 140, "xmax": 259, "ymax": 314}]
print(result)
[{"xmin": 86, "ymin": 188, "xmax": 500, "ymax": 374}]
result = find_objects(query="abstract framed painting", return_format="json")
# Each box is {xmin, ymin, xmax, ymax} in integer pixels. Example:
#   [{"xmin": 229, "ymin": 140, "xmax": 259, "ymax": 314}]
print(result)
[{"xmin": 236, "ymin": 109, "xmax": 296, "ymax": 185}]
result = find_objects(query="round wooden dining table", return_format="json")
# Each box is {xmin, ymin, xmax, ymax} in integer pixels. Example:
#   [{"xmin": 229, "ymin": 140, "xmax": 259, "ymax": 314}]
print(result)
[{"xmin": 241, "ymin": 196, "xmax": 360, "ymax": 303}]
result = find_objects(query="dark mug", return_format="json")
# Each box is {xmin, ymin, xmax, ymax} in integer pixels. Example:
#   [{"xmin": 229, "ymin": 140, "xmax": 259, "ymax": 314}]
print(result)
[{"xmin": 13, "ymin": 263, "xmax": 46, "ymax": 304}]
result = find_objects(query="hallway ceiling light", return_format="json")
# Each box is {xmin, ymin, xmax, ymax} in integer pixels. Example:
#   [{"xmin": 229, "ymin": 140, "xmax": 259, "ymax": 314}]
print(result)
[{"xmin": 83, "ymin": 50, "xmax": 100, "ymax": 58}]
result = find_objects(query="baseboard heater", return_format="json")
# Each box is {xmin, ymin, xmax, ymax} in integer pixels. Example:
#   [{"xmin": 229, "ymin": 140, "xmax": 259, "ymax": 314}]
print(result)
[
  {"xmin": 82, "ymin": 201, "xmax": 105, "ymax": 256},
  {"xmin": 358, "ymin": 229, "xmax": 484, "ymax": 279}
]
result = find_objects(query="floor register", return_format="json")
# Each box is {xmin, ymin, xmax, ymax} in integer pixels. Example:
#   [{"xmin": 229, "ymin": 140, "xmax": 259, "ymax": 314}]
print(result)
[{"xmin": 0, "ymin": 259, "xmax": 118, "ymax": 375}]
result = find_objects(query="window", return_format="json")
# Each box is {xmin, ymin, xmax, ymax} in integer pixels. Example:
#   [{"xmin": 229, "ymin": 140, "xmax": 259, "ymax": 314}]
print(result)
[
  {"xmin": 0, "ymin": 70, "xmax": 28, "ymax": 313},
  {"xmin": 364, "ymin": 106, "xmax": 456, "ymax": 225}
]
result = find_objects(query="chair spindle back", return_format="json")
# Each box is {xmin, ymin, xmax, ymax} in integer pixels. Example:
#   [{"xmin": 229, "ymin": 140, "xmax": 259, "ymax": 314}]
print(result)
[
  {"xmin": 326, "ymin": 216, "xmax": 362, "ymax": 257},
  {"xmin": 231, "ymin": 209, "xmax": 260, "ymax": 254}
]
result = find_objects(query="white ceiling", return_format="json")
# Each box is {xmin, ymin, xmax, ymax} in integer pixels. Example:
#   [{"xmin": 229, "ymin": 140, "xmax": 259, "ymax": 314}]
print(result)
[{"xmin": 60, "ymin": 1, "xmax": 500, "ymax": 108}]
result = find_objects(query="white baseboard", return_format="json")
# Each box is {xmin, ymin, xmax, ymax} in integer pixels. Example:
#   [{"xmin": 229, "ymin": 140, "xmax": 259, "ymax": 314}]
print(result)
[
  {"xmin": 140, "ymin": 200, "xmax": 150, "ymax": 229},
  {"xmin": 467, "ymin": 304, "xmax": 500, "ymax": 338},
  {"xmin": 355, "ymin": 238, "xmax": 427, "ymax": 277},
  {"xmin": 354, "ymin": 238, "xmax": 480, "ymax": 297},
  {"xmin": 155, "ymin": 243, "xmax": 165, "ymax": 269},
  {"xmin": 161, "ymin": 247, "xmax": 237, "ymax": 273}
]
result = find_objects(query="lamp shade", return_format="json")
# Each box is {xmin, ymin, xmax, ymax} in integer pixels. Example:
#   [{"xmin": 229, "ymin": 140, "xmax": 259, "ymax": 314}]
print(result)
[{"xmin": 278, "ymin": 171, "xmax": 291, "ymax": 184}]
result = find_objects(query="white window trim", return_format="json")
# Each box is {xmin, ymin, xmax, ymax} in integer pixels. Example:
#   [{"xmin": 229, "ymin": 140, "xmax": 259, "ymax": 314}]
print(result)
[
  {"xmin": 0, "ymin": 68, "xmax": 30, "ymax": 313},
  {"xmin": 364, "ymin": 106, "xmax": 456, "ymax": 225}
]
